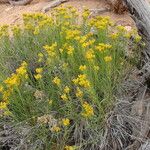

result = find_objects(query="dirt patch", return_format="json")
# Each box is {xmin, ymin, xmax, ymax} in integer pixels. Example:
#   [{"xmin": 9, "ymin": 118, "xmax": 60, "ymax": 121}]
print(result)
[{"xmin": 0, "ymin": 0, "xmax": 134, "ymax": 26}]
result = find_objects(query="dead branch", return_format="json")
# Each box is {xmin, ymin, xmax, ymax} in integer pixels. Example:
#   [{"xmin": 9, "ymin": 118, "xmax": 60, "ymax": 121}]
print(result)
[
  {"xmin": 9, "ymin": 0, "xmax": 33, "ymax": 5},
  {"xmin": 41, "ymin": 0, "xmax": 69, "ymax": 13}
]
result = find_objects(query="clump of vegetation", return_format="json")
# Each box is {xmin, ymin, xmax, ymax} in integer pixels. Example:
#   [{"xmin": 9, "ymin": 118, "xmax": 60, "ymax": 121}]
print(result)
[{"xmin": 0, "ymin": 6, "xmax": 141, "ymax": 150}]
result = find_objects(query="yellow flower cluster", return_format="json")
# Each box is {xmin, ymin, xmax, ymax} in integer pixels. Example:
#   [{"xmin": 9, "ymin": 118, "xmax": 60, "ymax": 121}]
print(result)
[
  {"xmin": 38, "ymin": 53, "xmax": 44, "ymax": 62},
  {"xmin": 62, "ymin": 62, "xmax": 68, "ymax": 70},
  {"xmin": 60, "ymin": 44, "xmax": 75, "ymax": 55},
  {"xmin": 65, "ymin": 145, "xmax": 75, "ymax": 150},
  {"xmin": 0, "ymin": 102, "xmax": 7, "ymax": 109},
  {"xmin": 43, "ymin": 43, "xmax": 57, "ymax": 57},
  {"xmin": 117, "ymin": 25, "xmax": 126, "ymax": 32},
  {"xmin": 135, "ymin": 35, "xmax": 141, "ymax": 43},
  {"xmin": 81, "ymin": 39, "xmax": 95, "ymax": 48},
  {"xmin": 82, "ymin": 8, "xmax": 90, "ymax": 19},
  {"xmin": 66, "ymin": 45, "xmax": 74, "ymax": 55},
  {"xmin": 62, "ymin": 118, "xmax": 70, "ymax": 126},
  {"xmin": 2, "ymin": 61, "xmax": 28, "ymax": 102},
  {"xmin": 95, "ymin": 43, "xmax": 112, "ymax": 52},
  {"xmin": 73, "ymin": 74, "xmax": 90, "ymax": 88},
  {"xmin": 53, "ymin": 76, "xmax": 61, "ymax": 86},
  {"xmin": 89, "ymin": 16, "xmax": 111, "ymax": 30},
  {"xmin": 65, "ymin": 29, "xmax": 81, "ymax": 40},
  {"xmin": 61, "ymin": 93, "xmax": 68, "ymax": 101},
  {"xmin": 60, "ymin": 86, "xmax": 70, "ymax": 101},
  {"xmin": 0, "ymin": 85, "xmax": 3, "ymax": 92},
  {"xmin": 94, "ymin": 65, "xmax": 100, "ymax": 71},
  {"xmin": 79, "ymin": 65, "xmax": 87, "ymax": 71},
  {"xmin": 109, "ymin": 33, "xmax": 119, "ymax": 39},
  {"xmin": 0, "ymin": 102, "xmax": 11, "ymax": 117},
  {"xmin": 12, "ymin": 25, "xmax": 21, "ymax": 37},
  {"xmin": 85, "ymin": 49, "xmax": 95, "ymax": 61},
  {"xmin": 23, "ymin": 13, "xmax": 53, "ymax": 35},
  {"xmin": 64, "ymin": 86, "xmax": 70, "ymax": 94},
  {"xmin": 1, "ymin": 90, "xmax": 11, "ymax": 102},
  {"xmin": 38, "ymin": 18, "xmax": 53, "ymax": 28},
  {"xmin": 76, "ymin": 87, "xmax": 83, "ymax": 98},
  {"xmin": 34, "ymin": 68, "xmax": 43, "ymax": 80},
  {"xmin": 4, "ymin": 61, "xmax": 28, "ymax": 88},
  {"xmin": 0, "ymin": 25, "xmax": 9, "ymax": 38},
  {"xmin": 82, "ymin": 102, "xmax": 94, "ymax": 118},
  {"xmin": 104, "ymin": 56, "xmax": 112, "ymax": 62}
]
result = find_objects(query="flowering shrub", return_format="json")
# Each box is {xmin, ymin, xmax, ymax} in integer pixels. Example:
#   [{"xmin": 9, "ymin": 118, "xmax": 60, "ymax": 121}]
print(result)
[{"xmin": 0, "ymin": 6, "xmax": 140, "ymax": 149}]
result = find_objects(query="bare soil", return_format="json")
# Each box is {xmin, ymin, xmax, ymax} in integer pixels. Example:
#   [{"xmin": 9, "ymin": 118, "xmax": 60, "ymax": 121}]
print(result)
[{"xmin": 0, "ymin": 0, "xmax": 134, "ymax": 26}]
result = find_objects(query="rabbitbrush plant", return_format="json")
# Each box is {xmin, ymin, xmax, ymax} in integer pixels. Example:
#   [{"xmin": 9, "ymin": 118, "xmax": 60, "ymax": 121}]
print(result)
[{"xmin": 0, "ymin": 6, "xmax": 141, "ymax": 150}]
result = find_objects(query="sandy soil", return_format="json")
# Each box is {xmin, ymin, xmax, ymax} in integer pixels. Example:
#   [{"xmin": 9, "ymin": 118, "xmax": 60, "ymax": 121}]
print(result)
[{"xmin": 0, "ymin": 0, "xmax": 134, "ymax": 26}]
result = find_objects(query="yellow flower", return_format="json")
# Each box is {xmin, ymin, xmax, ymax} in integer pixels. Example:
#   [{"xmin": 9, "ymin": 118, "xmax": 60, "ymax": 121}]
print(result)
[
  {"xmin": 53, "ymin": 77, "xmax": 61, "ymax": 86},
  {"xmin": 80, "ymin": 36, "xmax": 87, "ymax": 44},
  {"xmin": 21, "ymin": 61, "xmax": 28, "ymax": 67},
  {"xmin": 135, "ymin": 35, "xmax": 141, "ymax": 42},
  {"xmin": 82, "ymin": 42, "xmax": 89, "ymax": 48},
  {"xmin": 36, "ymin": 68, "xmax": 43, "ymax": 74},
  {"xmin": 65, "ymin": 145, "xmax": 75, "ymax": 150},
  {"xmin": 61, "ymin": 94, "xmax": 68, "ymax": 101},
  {"xmin": 109, "ymin": 33, "xmax": 119, "ymax": 39},
  {"xmin": 12, "ymin": 25, "xmax": 21, "ymax": 36},
  {"xmin": 48, "ymin": 99, "xmax": 53, "ymax": 105},
  {"xmin": 62, "ymin": 63, "xmax": 68, "ymax": 69},
  {"xmin": 62, "ymin": 118, "xmax": 70, "ymax": 126},
  {"xmin": 4, "ymin": 61, "xmax": 28, "ymax": 88},
  {"xmin": 72, "ymin": 78, "xmax": 79, "ymax": 85},
  {"xmin": 0, "ymin": 102, "xmax": 7, "ymax": 109},
  {"xmin": 95, "ymin": 43, "xmax": 112, "ymax": 52},
  {"xmin": 104, "ymin": 56, "xmax": 112, "ymax": 62},
  {"xmin": 59, "ymin": 48, "xmax": 64, "ymax": 53},
  {"xmin": 33, "ymin": 27, "xmax": 40, "ymax": 35},
  {"xmin": 94, "ymin": 66, "xmax": 99, "ymax": 71},
  {"xmin": 76, "ymin": 87, "xmax": 83, "ymax": 98},
  {"xmin": 64, "ymin": 15, "xmax": 71, "ymax": 19},
  {"xmin": 79, "ymin": 65, "xmax": 87, "ymax": 71},
  {"xmin": 38, "ymin": 53, "xmax": 44, "ymax": 62},
  {"xmin": 16, "ymin": 66, "xmax": 27, "ymax": 76},
  {"xmin": 117, "ymin": 25, "xmax": 126, "ymax": 32},
  {"xmin": 64, "ymin": 22, "xmax": 70, "ymax": 26},
  {"xmin": 16, "ymin": 61, "xmax": 27, "ymax": 76},
  {"xmin": 67, "ymin": 46, "xmax": 74, "ymax": 55},
  {"xmin": 0, "ymin": 85, "xmax": 3, "ymax": 92},
  {"xmin": 85, "ymin": 49, "xmax": 95, "ymax": 61},
  {"xmin": 82, "ymin": 102, "xmax": 94, "ymax": 118},
  {"xmin": 64, "ymin": 86, "xmax": 70, "ymax": 94},
  {"xmin": 51, "ymin": 126, "xmax": 61, "ymax": 132},
  {"xmin": 38, "ymin": 53, "xmax": 44, "ymax": 58},
  {"xmin": 88, "ymin": 39, "xmax": 95, "ymax": 45},
  {"xmin": 70, "ymin": 8, "xmax": 77, "ymax": 13},
  {"xmin": 2, "ymin": 90, "xmax": 12, "ymax": 102},
  {"xmin": 0, "ymin": 25, "xmax": 9, "ymax": 37},
  {"xmin": 43, "ymin": 43, "xmax": 57, "ymax": 57},
  {"xmin": 73, "ymin": 74, "xmax": 90, "ymax": 88},
  {"xmin": 34, "ymin": 74, "xmax": 42, "ymax": 80},
  {"xmin": 4, "ymin": 74, "xmax": 20, "ymax": 87},
  {"xmin": 74, "ymin": 36, "xmax": 80, "ymax": 41},
  {"xmin": 82, "ymin": 9, "xmax": 90, "ymax": 19},
  {"xmin": 65, "ymin": 29, "xmax": 80, "ymax": 40},
  {"xmin": 124, "ymin": 33, "xmax": 131, "ymax": 39}
]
